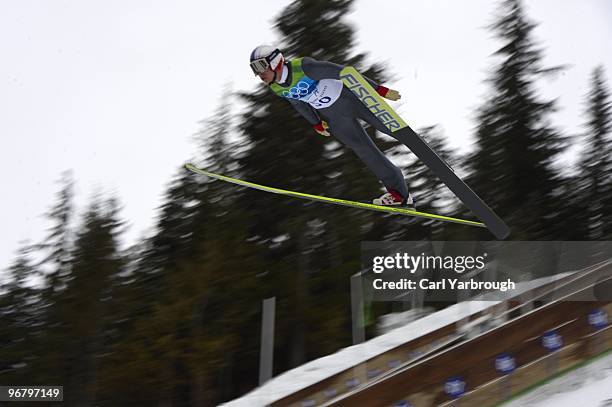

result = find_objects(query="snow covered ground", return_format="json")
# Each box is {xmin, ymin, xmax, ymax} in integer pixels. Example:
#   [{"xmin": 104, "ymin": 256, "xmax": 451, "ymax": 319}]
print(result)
[{"xmin": 505, "ymin": 352, "xmax": 612, "ymax": 407}]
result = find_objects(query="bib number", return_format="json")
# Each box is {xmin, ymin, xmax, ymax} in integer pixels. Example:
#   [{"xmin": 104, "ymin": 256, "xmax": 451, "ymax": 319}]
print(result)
[{"xmin": 307, "ymin": 79, "xmax": 343, "ymax": 109}]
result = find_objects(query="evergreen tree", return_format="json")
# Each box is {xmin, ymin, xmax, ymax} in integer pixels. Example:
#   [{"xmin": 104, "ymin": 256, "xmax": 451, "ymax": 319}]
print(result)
[
  {"xmin": 0, "ymin": 244, "xmax": 44, "ymax": 383},
  {"xmin": 95, "ymin": 169, "xmax": 207, "ymax": 406},
  {"xmin": 575, "ymin": 66, "xmax": 612, "ymax": 239},
  {"xmin": 467, "ymin": 0, "xmax": 566, "ymax": 239},
  {"xmin": 54, "ymin": 196, "xmax": 125, "ymax": 405},
  {"xmin": 30, "ymin": 172, "xmax": 76, "ymax": 384},
  {"xmin": 4, "ymin": 174, "xmax": 77, "ymax": 386},
  {"xmin": 37, "ymin": 170, "xmax": 75, "ymax": 291},
  {"xmin": 187, "ymin": 93, "xmax": 267, "ymax": 404}
]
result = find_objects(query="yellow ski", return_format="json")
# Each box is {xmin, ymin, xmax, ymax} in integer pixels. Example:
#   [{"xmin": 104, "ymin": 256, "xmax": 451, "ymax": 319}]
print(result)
[{"xmin": 185, "ymin": 163, "xmax": 485, "ymax": 228}]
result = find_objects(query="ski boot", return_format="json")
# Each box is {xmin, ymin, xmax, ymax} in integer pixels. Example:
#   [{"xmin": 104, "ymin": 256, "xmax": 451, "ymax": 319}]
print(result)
[{"xmin": 373, "ymin": 189, "xmax": 415, "ymax": 209}]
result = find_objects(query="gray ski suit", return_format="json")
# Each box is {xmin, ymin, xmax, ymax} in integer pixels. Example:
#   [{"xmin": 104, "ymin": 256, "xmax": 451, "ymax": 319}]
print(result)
[{"xmin": 271, "ymin": 56, "xmax": 409, "ymax": 198}]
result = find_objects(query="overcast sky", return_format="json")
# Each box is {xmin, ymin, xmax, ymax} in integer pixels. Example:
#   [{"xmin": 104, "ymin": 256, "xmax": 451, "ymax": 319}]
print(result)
[{"xmin": 1, "ymin": 0, "xmax": 611, "ymax": 274}]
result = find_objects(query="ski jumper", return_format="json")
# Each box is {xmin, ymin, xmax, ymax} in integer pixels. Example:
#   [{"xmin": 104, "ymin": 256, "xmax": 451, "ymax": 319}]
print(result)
[{"xmin": 269, "ymin": 57, "xmax": 409, "ymax": 198}]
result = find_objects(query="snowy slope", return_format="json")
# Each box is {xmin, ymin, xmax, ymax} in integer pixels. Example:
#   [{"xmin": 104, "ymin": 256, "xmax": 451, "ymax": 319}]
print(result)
[
  {"xmin": 221, "ymin": 301, "xmax": 495, "ymax": 406},
  {"xmin": 221, "ymin": 273, "xmax": 572, "ymax": 407},
  {"xmin": 505, "ymin": 352, "xmax": 612, "ymax": 407}
]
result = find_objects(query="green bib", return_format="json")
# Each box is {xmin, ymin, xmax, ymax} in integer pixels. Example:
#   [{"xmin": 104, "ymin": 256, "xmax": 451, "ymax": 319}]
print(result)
[{"xmin": 269, "ymin": 58, "xmax": 319, "ymax": 101}]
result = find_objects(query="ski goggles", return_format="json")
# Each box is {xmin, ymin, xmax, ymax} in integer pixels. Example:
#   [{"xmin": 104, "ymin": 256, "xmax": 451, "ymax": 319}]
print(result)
[
  {"xmin": 250, "ymin": 49, "xmax": 282, "ymax": 75},
  {"xmin": 250, "ymin": 58, "xmax": 270, "ymax": 75}
]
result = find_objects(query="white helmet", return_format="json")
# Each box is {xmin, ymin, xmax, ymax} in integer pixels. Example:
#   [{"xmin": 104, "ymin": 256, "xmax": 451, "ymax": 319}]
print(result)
[{"xmin": 249, "ymin": 45, "xmax": 284, "ymax": 75}]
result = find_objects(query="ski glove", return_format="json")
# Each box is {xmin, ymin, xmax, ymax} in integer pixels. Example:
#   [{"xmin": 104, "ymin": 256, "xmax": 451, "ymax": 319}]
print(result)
[
  {"xmin": 376, "ymin": 85, "xmax": 401, "ymax": 101},
  {"xmin": 313, "ymin": 120, "xmax": 331, "ymax": 137}
]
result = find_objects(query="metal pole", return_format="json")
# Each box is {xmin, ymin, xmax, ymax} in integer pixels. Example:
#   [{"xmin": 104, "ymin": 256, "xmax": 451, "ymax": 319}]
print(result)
[
  {"xmin": 351, "ymin": 273, "xmax": 365, "ymax": 345},
  {"xmin": 259, "ymin": 297, "xmax": 276, "ymax": 385}
]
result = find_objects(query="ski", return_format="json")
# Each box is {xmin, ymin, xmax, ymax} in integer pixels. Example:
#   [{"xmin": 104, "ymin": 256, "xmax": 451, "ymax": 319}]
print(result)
[
  {"xmin": 339, "ymin": 66, "xmax": 510, "ymax": 240},
  {"xmin": 185, "ymin": 163, "xmax": 485, "ymax": 229}
]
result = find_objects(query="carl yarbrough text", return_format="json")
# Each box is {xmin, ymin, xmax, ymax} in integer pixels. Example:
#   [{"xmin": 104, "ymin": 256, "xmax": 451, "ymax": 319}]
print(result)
[{"xmin": 372, "ymin": 278, "xmax": 516, "ymax": 292}]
